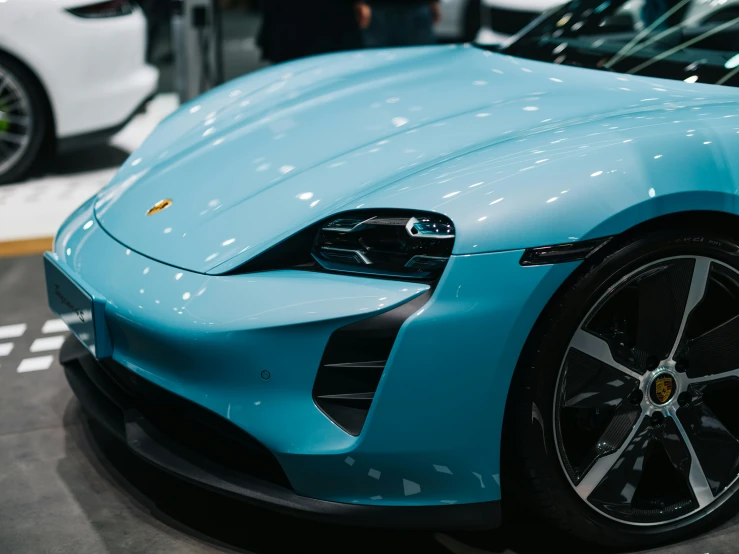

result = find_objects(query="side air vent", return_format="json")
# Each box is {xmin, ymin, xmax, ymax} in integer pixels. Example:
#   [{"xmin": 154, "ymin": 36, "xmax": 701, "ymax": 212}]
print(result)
[{"xmin": 313, "ymin": 292, "xmax": 430, "ymax": 436}]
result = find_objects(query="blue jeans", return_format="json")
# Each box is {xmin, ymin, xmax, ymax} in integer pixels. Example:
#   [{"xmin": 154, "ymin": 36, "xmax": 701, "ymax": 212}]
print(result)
[
  {"xmin": 363, "ymin": 4, "xmax": 437, "ymax": 48},
  {"xmin": 641, "ymin": 0, "xmax": 686, "ymax": 30}
]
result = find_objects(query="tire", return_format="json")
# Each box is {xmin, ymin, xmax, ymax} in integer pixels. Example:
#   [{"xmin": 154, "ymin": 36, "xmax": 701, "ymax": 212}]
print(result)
[
  {"xmin": 506, "ymin": 228, "xmax": 739, "ymax": 548},
  {"xmin": 0, "ymin": 53, "xmax": 49, "ymax": 185}
]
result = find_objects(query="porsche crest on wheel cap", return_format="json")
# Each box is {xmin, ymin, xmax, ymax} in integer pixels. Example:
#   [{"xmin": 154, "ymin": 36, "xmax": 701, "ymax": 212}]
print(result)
[
  {"xmin": 146, "ymin": 199, "xmax": 172, "ymax": 216},
  {"xmin": 650, "ymin": 374, "xmax": 676, "ymax": 405}
]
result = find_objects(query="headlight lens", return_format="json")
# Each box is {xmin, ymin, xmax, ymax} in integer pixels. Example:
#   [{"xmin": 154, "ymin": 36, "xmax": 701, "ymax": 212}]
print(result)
[
  {"xmin": 231, "ymin": 211, "xmax": 455, "ymax": 282},
  {"xmin": 312, "ymin": 213, "xmax": 455, "ymax": 280}
]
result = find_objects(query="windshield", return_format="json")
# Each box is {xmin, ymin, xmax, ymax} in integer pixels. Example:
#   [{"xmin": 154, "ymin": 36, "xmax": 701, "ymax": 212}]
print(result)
[{"xmin": 496, "ymin": 0, "xmax": 739, "ymax": 87}]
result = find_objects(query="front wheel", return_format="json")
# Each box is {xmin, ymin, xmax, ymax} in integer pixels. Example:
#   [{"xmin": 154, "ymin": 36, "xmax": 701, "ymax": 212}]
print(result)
[
  {"xmin": 0, "ymin": 54, "xmax": 48, "ymax": 185},
  {"xmin": 508, "ymin": 229, "xmax": 739, "ymax": 547}
]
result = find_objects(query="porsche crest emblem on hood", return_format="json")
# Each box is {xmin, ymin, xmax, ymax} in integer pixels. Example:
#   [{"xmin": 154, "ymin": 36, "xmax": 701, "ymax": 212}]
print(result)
[{"xmin": 146, "ymin": 199, "xmax": 172, "ymax": 216}]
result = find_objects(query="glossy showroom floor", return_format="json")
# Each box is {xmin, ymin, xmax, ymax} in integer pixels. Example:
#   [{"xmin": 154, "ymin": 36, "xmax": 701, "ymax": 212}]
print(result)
[{"xmin": 2, "ymin": 15, "xmax": 739, "ymax": 554}]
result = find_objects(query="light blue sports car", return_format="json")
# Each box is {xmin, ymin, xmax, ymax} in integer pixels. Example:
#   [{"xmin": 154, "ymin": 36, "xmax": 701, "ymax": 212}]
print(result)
[{"xmin": 45, "ymin": 0, "xmax": 739, "ymax": 548}]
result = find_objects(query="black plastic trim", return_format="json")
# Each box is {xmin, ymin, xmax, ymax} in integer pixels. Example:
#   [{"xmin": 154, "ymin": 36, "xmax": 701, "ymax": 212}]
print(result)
[
  {"xmin": 520, "ymin": 237, "xmax": 612, "ymax": 266},
  {"xmin": 313, "ymin": 291, "xmax": 431, "ymax": 436},
  {"xmin": 61, "ymin": 335, "xmax": 500, "ymax": 530},
  {"xmin": 316, "ymin": 392, "xmax": 376, "ymax": 401}
]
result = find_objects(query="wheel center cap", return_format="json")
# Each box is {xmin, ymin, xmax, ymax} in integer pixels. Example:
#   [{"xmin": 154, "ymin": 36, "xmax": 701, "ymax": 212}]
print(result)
[{"xmin": 649, "ymin": 370, "xmax": 678, "ymax": 406}]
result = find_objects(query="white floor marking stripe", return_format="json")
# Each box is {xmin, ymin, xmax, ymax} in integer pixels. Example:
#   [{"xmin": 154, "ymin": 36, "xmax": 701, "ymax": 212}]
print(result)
[
  {"xmin": 17, "ymin": 356, "xmax": 54, "ymax": 373},
  {"xmin": 0, "ymin": 324, "xmax": 26, "ymax": 340},
  {"xmin": 42, "ymin": 319, "xmax": 68, "ymax": 334},
  {"xmin": 30, "ymin": 336, "xmax": 65, "ymax": 353},
  {"xmin": 0, "ymin": 343, "xmax": 13, "ymax": 357}
]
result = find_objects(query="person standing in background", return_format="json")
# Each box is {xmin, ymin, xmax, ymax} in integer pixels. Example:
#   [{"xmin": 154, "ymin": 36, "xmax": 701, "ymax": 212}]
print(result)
[
  {"xmin": 139, "ymin": 0, "xmax": 172, "ymax": 63},
  {"xmin": 640, "ymin": 0, "xmax": 690, "ymax": 31},
  {"xmin": 258, "ymin": 1, "xmax": 372, "ymax": 64},
  {"xmin": 362, "ymin": 1, "xmax": 440, "ymax": 48}
]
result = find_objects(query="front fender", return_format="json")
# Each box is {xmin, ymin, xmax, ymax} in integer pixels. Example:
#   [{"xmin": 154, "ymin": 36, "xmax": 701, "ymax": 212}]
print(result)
[{"xmin": 356, "ymin": 99, "xmax": 739, "ymax": 253}]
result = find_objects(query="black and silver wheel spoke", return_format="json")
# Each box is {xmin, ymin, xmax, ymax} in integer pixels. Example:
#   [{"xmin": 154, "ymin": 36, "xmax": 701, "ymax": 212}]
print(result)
[
  {"xmin": 0, "ymin": 98, "xmax": 22, "ymax": 113},
  {"xmin": 584, "ymin": 417, "xmax": 652, "ymax": 514},
  {"xmin": 0, "ymin": 113, "xmax": 30, "ymax": 127},
  {"xmin": 557, "ymin": 335, "xmax": 643, "ymax": 484},
  {"xmin": 0, "ymin": 65, "xmax": 33, "ymax": 176},
  {"xmin": 634, "ymin": 259, "xmax": 697, "ymax": 362},
  {"xmin": 583, "ymin": 258, "xmax": 711, "ymax": 374},
  {"xmin": 575, "ymin": 403, "xmax": 643, "ymax": 478},
  {"xmin": 563, "ymin": 340, "xmax": 641, "ymax": 408},
  {"xmin": 661, "ymin": 413, "xmax": 713, "ymax": 508},
  {"xmin": 556, "ymin": 255, "xmax": 739, "ymax": 526},
  {"xmin": 575, "ymin": 410, "xmax": 647, "ymax": 496},
  {"xmin": 570, "ymin": 329, "xmax": 642, "ymax": 381},
  {"xmin": 0, "ymin": 132, "xmax": 28, "ymax": 145},
  {"xmin": 667, "ymin": 258, "xmax": 712, "ymax": 360},
  {"xmin": 680, "ymin": 316, "xmax": 739, "ymax": 381},
  {"xmin": 672, "ymin": 396, "xmax": 739, "ymax": 497},
  {"xmin": 579, "ymin": 413, "xmax": 713, "ymax": 520}
]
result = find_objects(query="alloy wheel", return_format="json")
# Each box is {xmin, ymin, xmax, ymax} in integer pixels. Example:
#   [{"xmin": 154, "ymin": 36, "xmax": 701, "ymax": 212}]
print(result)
[
  {"xmin": 555, "ymin": 255, "xmax": 739, "ymax": 525},
  {"xmin": 0, "ymin": 66, "xmax": 33, "ymax": 177}
]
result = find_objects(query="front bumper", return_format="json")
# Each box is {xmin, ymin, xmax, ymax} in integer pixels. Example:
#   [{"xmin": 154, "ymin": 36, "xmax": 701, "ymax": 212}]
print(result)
[
  {"xmin": 50, "ymin": 196, "xmax": 578, "ymax": 517},
  {"xmin": 61, "ymin": 334, "xmax": 499, "ymax": 528}
]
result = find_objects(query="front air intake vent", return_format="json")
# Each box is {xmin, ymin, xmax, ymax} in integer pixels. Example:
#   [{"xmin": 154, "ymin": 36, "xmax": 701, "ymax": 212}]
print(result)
[{"xmin": 313, "ymin": 292, "xmax": 430, "ymax": 436}]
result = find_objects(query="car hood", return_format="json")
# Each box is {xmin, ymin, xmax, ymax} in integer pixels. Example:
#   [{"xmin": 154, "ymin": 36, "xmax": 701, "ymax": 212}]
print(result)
[{"xmin": 93, "ymin": 45, "xmax": 732, "ymax": 274}]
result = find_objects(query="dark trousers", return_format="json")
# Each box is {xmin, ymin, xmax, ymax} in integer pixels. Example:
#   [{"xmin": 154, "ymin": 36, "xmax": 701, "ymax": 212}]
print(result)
[
  {"xmin": 139, "ymin": 0, "xmax": 171, "ymax": 61},
  {"xmin": 641, "ymin": 0, "xmax": 689, "ymax": 30},
  {"xmin": 258, "ymin": 2, "xmax": 363, "ymax": 63},
  {"xmin": 363, "ymin": 4, "xmax": 436, "ymax": 48}
]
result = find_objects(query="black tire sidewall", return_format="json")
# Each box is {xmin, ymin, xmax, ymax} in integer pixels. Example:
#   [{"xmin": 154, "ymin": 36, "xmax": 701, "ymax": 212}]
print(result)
[
  {"xmin": 512, "ymin": 229, "xmax": 739, "ymax": 547},
  {"xmin": 0, "ymin": 53, "xmax": 48, "ymax": 185}
]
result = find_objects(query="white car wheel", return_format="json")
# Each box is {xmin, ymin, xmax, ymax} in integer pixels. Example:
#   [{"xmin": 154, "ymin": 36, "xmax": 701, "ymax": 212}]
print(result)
[{"xmin": 0, "ymin": 55, "xmax": 47, "ymax": 185}]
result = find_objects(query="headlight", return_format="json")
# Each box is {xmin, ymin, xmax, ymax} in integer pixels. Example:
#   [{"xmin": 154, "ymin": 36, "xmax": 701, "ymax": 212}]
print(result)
[
  {"xmin": 313, "ymin": 214, "xmax": 454, "ymax": 280},
  {"xmin": 233, "ymin": 211, "xmax": 455, "ymax": 282}
]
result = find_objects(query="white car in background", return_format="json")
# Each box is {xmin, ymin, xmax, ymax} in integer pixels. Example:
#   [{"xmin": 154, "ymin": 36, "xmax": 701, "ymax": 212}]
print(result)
[
  {"xmin": 477, "ymin": 0, "xmax": 739, "ymax": 45},
  {"xmin": 0, "ymin": 0, "xmax": 158, "ymax": 184}
]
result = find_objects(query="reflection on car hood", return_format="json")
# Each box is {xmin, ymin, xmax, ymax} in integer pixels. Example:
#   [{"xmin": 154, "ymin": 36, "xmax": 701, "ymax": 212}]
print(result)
[{"xmin": 93, "ymin": 45, "xmax": 734, "ymax": 273}]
